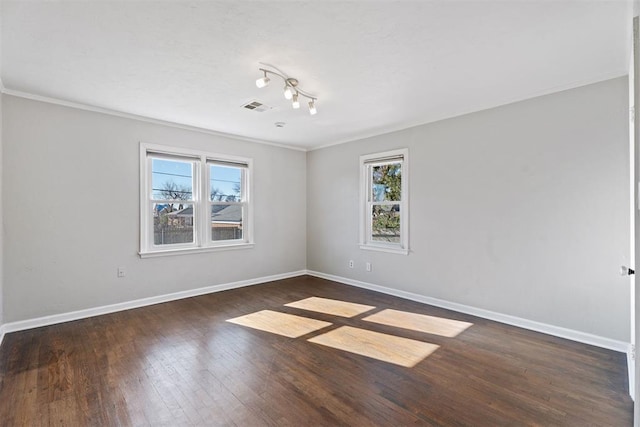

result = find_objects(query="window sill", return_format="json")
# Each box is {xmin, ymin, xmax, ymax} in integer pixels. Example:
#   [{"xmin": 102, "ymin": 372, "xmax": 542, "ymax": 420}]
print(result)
[
  {"xmin": 359, "ymin": 244, "xmax": 409, "ymax": 255},
  {"xmin": 139, "ymin": 243, "xmax": 255, "ymax": 258}
]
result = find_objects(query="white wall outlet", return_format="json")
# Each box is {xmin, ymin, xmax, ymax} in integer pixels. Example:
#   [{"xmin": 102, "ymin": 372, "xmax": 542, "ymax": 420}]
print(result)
[
  {"xmin": 349, "ymin": 260, "xmax": 354, "ymax": 268},
  {"xmin": 366, "ymin": 262, "xmax": 372, "ymax": 272},
  {"xmin": 117, "ymin": 267, "xmax": 126, "ymax": 278}
]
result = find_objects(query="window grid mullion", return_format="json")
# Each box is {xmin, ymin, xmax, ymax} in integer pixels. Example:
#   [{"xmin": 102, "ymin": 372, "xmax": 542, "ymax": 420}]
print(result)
[
  {"xmin": 146, "ymin": 155, "xmax": 153, "ymax": 251},
  {"xmin": 241, "ymin": 167, "xmax": 248, "ymax": 240},
  {"xmin": 150, "ymin": 199, "xmax": 194, "ymax": 204},
  {"xmin": 371, "ymin": 201, "xmax": 401, "ymax": 206},
  {"xmin": 210, "ymin": 202, "xmax": 244, "ymax": 206},
  {"xmin": 197, "ymin": 155, "xmax": 206, "ymax": 246}
]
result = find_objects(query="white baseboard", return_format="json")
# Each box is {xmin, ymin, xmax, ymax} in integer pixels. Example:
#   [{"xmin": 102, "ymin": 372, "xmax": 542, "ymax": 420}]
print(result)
[
  {"xmin": 306, "ymin": 270, "xmax": 631, "ymax": 354},
  {"xmin": 1, "ymin": 270, "xmax": 307, "ymax": 336},
  {"xmin": 0, "ymin": 269, "xmax": 631, "ymax": 358}
]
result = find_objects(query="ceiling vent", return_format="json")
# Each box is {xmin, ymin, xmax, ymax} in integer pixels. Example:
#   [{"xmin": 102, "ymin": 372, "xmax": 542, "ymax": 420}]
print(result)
[{"xmin": 241, "ymin": 100, "xmax": 273, "ymax": 112}]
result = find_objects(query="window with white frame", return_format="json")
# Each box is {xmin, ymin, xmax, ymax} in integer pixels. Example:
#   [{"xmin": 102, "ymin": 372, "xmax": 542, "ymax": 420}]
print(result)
[
  {"xmin": 140, "ymin": 143, "xmax": 253, "ymax": 257},
  {"xmin": 360, "ymin": 149, "xmax": 409, "ymax": 254}
]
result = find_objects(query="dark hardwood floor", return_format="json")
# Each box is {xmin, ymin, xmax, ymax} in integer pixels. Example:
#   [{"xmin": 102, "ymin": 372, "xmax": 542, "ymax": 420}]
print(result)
[{"xmin": 0, "ymin": 275, "xmax": 633, "ymax": 426}]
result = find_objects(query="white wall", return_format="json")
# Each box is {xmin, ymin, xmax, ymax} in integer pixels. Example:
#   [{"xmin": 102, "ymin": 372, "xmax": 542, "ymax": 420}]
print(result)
[
  {"xmin": 0, "ymin": 91, "xmax": 3, "ymax": 328},
  {"xmin": 2, "ymin": 95, "xmax": 307, "ymax": 322},
  {"xmin": 0, "ymin": 4, "xmax": 4, "ymax": 330},
  {"xmin": 308, "ymin": 77, "xmax": 630, "ymax": 342}
]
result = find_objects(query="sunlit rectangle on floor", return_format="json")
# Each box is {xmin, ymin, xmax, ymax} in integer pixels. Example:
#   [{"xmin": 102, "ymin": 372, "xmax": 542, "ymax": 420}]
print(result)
[
  {"xmin": 308, "ymin": 326, "xmax": 438, "ymax": 367},
  {"xmin": 363, "ymin": 309, "xmax": 473, "ymax": 337},
  {"xmin": 285, "ymin": 297, "xmax": 376, "ymax": 318},
  {"xmin": 226, "ymin": 310, "xmax": 332, "ymax": 338}
]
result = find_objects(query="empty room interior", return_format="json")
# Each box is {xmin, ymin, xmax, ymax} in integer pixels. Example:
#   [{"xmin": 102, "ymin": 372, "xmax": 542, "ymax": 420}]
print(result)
[{"xmin": 1, "ymin": 0, "xmax": 640, "ymax": 425}]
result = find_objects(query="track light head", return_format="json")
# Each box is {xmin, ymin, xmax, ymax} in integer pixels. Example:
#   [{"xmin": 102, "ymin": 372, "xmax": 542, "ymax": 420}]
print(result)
[
  {"xmin": 256, "ymin": 76, "xmax": 270, "ymax": 88},
  {"xmin": 292, "ymin": 93, "xmax": 300, "ymax": 109},
  {"xmin": 284, "ymin": 78, "xmax": 298, "ymax": 100},
  {"xmin": 308, "ymin": 99, "xmax": 317, "ymax": 115},
  {"xmin": 256, "ymin": 71, "xmax": 270, "ymax": 88},
  {"xmin": 284, "ymin": 85, "xmax": 294, "ymax": 100}
]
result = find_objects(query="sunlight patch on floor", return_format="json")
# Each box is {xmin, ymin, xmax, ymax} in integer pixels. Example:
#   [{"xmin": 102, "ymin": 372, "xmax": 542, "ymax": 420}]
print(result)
[
  {"xmin": 284, "ymin": 296, "xmax": 376, "ymax": 318},
  {"xmin": 226, "ymin": 310, "xmax": 332, "ymax": 338},
  {"xmin": 363, "ymin": 309, "xmax": 473, "ymax": 337},
  {"xmin": 308, "ymin": 326, "xmax": 439, "ymax": 367}
]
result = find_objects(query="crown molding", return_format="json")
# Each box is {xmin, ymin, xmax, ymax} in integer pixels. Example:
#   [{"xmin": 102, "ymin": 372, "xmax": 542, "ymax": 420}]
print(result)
[
  {"xmin": 0, "ymin": 71, "xmax": 626, "ymax": 154},
  {"xmin": 308, "ymin": 71, "xmax": 628, "ymax": 152},
  {"xmin": 0, "ymin": 87, "xmax": 308, "ymax": 152}
]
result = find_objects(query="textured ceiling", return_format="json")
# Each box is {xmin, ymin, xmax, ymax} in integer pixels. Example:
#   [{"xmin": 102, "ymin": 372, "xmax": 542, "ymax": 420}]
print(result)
[{"xmin": 1, "ymin": 1, "xmax": 633, "ymax": 150}]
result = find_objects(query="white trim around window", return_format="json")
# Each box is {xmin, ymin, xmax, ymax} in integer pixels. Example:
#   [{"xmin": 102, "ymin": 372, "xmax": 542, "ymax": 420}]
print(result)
[
  {"xmin": 139, "ymin": 143, "xmax": 254, "ymax": 258},
  {"xmin": 359, "ymin": 148, "xmax": 409, "ymax": 255}
]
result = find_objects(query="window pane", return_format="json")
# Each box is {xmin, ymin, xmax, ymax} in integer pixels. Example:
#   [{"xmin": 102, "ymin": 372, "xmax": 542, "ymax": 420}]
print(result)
[
  {"xmin": 152, "ymin": 159, "xmax": 193, "ymax": 200},
  {"xmin": 211, "ymin": 204, "xmax": 243, "ymax": 241},
  {"xmin": 371, "ymin": 163, "xmax": 401, "ymax": 202},
  {"xmin": 153, "ymin": 203, "xmax": 194, "ymax": 245},
  {"xmin": 210, "ymin": 165, "xmax": 242, "ymax": 202},
  {"xmin": 372, "ymin": 204, "xmax": 400, "ymax": 243}
]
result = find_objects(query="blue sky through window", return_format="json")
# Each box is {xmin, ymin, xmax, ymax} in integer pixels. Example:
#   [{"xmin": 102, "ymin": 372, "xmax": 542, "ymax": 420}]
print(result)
[
  {"xmin": 210, "ymin": 165, "xmax": 242, "ymax": 201},
  {"xmin": 152, "ymin": 159, "xmax": 193, "ymax": 199},
  {"xmin": 150, "ymin": 159, "xmax": 242, "ymax": 202}
]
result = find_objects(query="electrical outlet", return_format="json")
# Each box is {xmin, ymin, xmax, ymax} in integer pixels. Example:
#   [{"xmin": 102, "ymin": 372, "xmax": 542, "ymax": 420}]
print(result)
[
  {"xmin": 349, "ymin": 260, "xmax": 354, "ymax": 268},
  {"xmin": 117, "ymin": 267, "xmax": 126, "ymax": 278},
  {"xmin": 366, "ymin": 262, "xmax": 372, "ymax": 272}
]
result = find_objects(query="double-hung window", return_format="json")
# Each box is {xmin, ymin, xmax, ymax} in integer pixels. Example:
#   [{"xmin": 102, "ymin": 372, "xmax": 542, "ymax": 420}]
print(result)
[
  {"xmin": 360, "ymin": 149, "xmax": 409, "ymax": 255},
  {"xmin": 140, "ymin": 143, "xmax": 253, "ymax": 257},
  {"xmin": 208, "ymin": 160, "xmax": 247, "ymax": 242}
]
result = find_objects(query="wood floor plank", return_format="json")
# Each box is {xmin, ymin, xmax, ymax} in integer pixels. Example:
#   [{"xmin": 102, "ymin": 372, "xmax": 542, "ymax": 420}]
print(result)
[
  {"xmin": 0, "ymin": 275, "xmax": 633, "ymax": 425},
  {"xmin": 226, "ymin": 309, "xmax": 332, "ymax": 338},
  {"xmin": 308, "ymin": 325, "xmax": 439, "ymax": 367},
  {"xmin": 285, "ymin": 296, "xmax": 376, "ymax": 317},
  {"xmin": 363, "ymin": 308, "xmax": 473, "ymax": 337}
]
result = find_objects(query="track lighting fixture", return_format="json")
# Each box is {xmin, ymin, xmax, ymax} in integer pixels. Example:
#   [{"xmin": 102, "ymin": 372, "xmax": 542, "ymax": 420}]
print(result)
[{"xmin": 255, "ymin": 63, "xmax": 318, "ymax": 115}]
